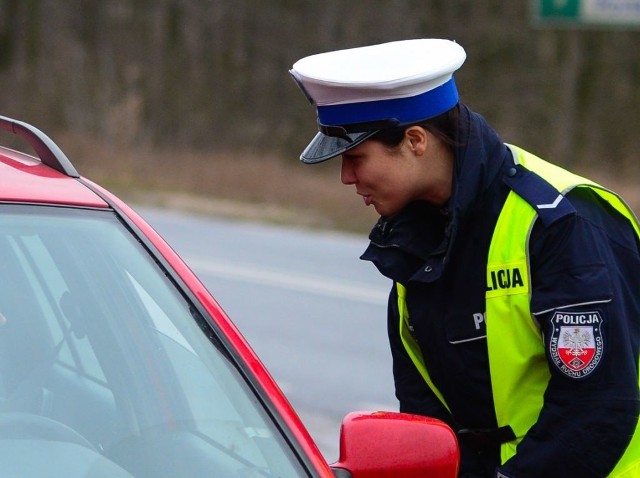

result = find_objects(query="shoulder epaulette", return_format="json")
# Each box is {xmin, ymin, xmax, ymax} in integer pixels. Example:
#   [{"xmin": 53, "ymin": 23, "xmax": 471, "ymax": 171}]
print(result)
[{"xmin": 504, "ymin": 166, "xmax": 576, "ymax": 227}]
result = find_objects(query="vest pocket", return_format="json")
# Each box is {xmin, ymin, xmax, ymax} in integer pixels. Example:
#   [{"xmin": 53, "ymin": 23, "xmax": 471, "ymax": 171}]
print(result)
[{"xmin": 445, "ymin": 310, "xmax": 488, "ymax": 344}]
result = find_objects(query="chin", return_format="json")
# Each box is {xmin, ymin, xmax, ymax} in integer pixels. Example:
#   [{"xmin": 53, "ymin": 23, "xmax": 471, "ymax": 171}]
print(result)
[
  {"xmin": 372, "ymin": 205, "xmax": 385, "ymax": 216},
  {"xmin": 374, "ymin": 206, "xmax": 396, "ymax": 217}
]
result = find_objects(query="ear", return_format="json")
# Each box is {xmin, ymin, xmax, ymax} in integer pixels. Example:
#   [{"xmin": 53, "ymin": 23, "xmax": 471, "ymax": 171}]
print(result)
[{"xmin": 404, "ymin": 126, "xmax": 428, "ymax": 155}]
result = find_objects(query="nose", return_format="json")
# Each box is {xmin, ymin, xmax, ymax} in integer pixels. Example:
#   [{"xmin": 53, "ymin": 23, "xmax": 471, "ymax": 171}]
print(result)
[{"xmin": 340, "ymin": 158, "xmax": 357, "ymax": 185}]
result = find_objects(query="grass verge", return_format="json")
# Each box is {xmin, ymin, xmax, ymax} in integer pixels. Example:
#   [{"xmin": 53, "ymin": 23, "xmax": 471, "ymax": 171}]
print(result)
[
  {"xmin": 60, "ymin": 133, "xmax": 379, "ymax": 234},
  {"xmin": 58, "ymin": 133, "xmax": 640, "ymax": 234}
]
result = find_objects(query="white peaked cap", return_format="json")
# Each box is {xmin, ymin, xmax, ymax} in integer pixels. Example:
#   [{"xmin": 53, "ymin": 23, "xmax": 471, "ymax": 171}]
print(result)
[{"xmin": 290, "ymin": 39, "xmax": 466, "ymax": 163}]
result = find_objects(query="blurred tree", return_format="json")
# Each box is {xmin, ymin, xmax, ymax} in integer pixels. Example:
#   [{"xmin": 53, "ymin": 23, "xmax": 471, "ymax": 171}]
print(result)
[{"xmin": 0, "ymin": 0, "xmax": 637, "ymax": 172}]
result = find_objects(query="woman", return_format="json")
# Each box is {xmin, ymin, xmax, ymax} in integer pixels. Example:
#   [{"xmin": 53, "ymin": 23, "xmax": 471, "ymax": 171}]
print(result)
[{"xmin": 290, "ymin": 39, "xmax": 640, "ymax": 477}]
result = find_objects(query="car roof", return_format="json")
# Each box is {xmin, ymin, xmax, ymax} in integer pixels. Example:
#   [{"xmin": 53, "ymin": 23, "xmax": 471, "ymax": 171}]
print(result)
[{"xmin": 0, "ymin": 146, "xmax": 108, "ymax": 208}]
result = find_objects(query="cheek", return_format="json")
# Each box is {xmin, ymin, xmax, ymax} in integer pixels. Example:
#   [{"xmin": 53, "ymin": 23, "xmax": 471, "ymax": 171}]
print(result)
[
  {"xmin": 368, "ymin": 156, "xmax": 401, "ymax": 185},
  {"xmin": 378, "ymin": 167, "xmax": 412, "ymax": 196},
  {"xmin": 375, "ymin": 177, "xmax": 416, "ymax": 215}
]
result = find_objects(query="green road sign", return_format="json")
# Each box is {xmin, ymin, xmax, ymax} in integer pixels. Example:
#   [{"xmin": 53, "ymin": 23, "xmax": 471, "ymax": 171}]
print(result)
[
  {"xmin": 535, "ymin": 0, "xmax": 640, "ymax": 27},
  {"xmin": 540, "ymin": 0, "xmax": 581, "ymax": 18}
]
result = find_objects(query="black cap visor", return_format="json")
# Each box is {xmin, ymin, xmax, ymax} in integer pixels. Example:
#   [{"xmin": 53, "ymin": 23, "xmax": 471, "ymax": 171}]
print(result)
[{"xmin": 300, "ymin": 130, "xmax": 378, "ymax": 164}]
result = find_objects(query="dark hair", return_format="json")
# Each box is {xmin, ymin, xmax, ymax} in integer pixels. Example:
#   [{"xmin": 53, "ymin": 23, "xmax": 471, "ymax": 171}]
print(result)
[{"xmin": 371, "ymin": 103, "xmax": 460, "ymax": 149}]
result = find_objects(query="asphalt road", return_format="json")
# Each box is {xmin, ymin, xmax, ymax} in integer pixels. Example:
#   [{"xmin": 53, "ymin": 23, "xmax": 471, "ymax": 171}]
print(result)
[{"xmin": 137, "ymin": 207, "xmax": 397, "ymax": 461}]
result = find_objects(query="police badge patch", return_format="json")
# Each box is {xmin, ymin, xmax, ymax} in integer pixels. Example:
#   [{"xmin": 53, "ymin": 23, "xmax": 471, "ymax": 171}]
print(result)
[{"xmin": 548, "ymin": 310, "xmax": 604, "ymax": 379}]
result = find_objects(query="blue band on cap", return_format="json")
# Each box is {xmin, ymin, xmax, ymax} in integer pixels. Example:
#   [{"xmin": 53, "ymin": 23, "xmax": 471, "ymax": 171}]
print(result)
[{"xmin": 317, "ymin": 77, "xmax": 459, "ymax": 127}]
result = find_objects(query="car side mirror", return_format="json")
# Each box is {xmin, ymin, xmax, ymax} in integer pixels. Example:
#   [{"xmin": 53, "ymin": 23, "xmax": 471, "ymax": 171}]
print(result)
[{"xmin": 330, "ymin": 411, "xmax": 459, "ymax": 478}]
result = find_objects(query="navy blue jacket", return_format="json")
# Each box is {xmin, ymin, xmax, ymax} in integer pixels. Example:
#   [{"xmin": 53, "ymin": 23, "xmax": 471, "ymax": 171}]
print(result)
[{"xmin": 361, "ymin": 104, "xmax": 640, "ymax": 477}]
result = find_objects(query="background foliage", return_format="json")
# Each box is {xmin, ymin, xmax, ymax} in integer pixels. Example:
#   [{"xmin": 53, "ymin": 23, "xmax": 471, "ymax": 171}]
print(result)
[{"xmin": 0, "ymin": 1, "xmax": 638, "ymax": 230}]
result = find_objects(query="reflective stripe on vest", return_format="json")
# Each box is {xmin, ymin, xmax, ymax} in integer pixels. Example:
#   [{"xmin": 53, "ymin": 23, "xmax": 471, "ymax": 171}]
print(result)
[
  {"xmin": 397, "ymin": 145, "xmax": 640, "ymax": 474},
  {"xmin": 397, "ymin": 283, "xmax": 451, "ymax": 413}
]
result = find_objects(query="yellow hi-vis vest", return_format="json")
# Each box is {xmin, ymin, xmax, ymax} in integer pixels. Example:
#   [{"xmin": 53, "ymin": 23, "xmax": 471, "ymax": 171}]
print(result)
[{"xmin": 397, "ymin": 145, "xmax": 640, "ymax": 476}]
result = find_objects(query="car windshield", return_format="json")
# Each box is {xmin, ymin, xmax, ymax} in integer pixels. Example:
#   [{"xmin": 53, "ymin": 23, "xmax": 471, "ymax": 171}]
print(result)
[{"xmin": 0, "ymin": 205, "xmax": 306, "ymax": 477}]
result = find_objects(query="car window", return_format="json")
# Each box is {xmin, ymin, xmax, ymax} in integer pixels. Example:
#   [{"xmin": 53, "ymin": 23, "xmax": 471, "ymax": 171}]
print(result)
[
  {"xmin": 9, "ymin": 232, "xmax": 107, "ymax": 383},
  {"xmin": 0, "ymin": 205, "xmax": 307, "ymax": 477}
]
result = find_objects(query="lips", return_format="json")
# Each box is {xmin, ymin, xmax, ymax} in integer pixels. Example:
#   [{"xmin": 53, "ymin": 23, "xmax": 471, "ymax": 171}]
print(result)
[{"xmin": 361, "ymin": 194, "xmax": 372, "ymax": 206}]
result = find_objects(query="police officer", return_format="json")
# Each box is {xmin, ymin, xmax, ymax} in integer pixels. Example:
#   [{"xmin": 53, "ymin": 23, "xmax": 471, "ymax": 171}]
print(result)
[{"xmin": 290, "ymin": 39, "xmax": 640, "ymax": 477}]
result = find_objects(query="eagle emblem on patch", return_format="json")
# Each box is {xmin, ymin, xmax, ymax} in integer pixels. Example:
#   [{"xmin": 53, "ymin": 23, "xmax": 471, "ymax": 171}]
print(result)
[{"xmin": 548, "ymin": 310, "xmax": 604, "ymax": 379}]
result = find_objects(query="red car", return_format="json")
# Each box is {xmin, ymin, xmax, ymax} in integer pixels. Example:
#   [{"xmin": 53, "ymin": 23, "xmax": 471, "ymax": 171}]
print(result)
[{"xmin": 0, "ymin": 114, "xmax": 459, "ymax": 477}]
